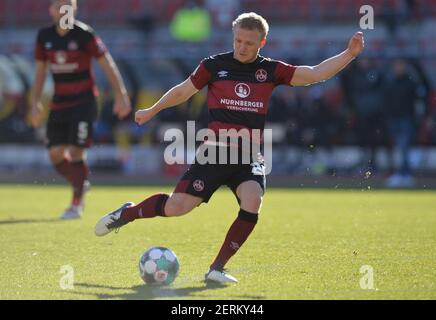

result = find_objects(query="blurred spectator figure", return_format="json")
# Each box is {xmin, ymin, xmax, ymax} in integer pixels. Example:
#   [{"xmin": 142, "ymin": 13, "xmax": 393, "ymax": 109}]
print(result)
[
  {"xmin": 340, "ymin": 57, "xmax": 385, "ymax": 173},
  {"xmin": 0, "ymin": 56, "xmax": 35, "ymax": 143},
  {"xmin": 383, "ymin": 59, "xmax": 420, "ymax": 187},
  {"xmin": 129, "ymin": 11, "xmax": 155, "ymax": 37},
  {"xmin": 381, "ymin": 0, "xmax": 418, "ymax": 37},
  {"xmin": 206, "ymin": 0, "xmax": 240, "ymax": 30},
  {"xmin": 170, "ymin": 0, "xmax": 211, "ymax": 43},
  {"xmin": 380, "ymin": 0, "xmax": 399, "ymax": 37},
  {"xmin": 268, "ymin": 88, "xmax": 299, "ymax": 145},
  {"xmin": 399, "ymin": 0, "xmax": 417, "ymax": 22},
  {"xmin": 94, "ymin": 88, "xmax": 118, "ymax": 144},
  {"xmin": 268, "ymin": 89, "xmax": 298, "ymax": 123}
]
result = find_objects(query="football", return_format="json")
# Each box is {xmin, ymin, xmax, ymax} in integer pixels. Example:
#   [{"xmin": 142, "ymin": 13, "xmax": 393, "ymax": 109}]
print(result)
[{"xmin": 139, "ymin": 246, "xmax": 180, "ymax": 286}]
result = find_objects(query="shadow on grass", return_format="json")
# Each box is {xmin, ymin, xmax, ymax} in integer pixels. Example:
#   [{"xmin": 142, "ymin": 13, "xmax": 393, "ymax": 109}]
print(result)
[
  {"xmin": 0, "ymin": 218, "xmax": 63, "ymax": 225},
  {"xmin": 70, "ymin": 282, "xmax": 264, "ymax": 300}
]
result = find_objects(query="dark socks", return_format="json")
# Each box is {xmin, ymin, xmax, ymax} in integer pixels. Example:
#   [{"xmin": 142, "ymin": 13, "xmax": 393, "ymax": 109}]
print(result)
[
  {"xmin": 69, "ymin": 161, "xmax": 89, "ymax": 205},
  {"xmin": 210, "ymin": 209, "xmax": 258, "ymax": 271},
  {"xmin": 121, "ymin": 193, "xmax": 169, "ymax": 222},
  {"xmin": 54, "ymin": 158, "xmax": 73, "ymax": 183}
]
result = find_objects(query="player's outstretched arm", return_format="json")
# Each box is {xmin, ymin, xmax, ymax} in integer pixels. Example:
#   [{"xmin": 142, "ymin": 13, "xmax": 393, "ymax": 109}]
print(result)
[
  {"xmin": 291, "ymin": 32, "xmax": 364, "ymax": 87},
  {"xmin": 29, "ymin": 61, "xmax": 48, "ymax": 128},
  {"xmin": 97, "ymin": 52, "xmax": 132, "ymax": 119},
  {"xmin": 135, "ymin": 78, "xmax": 198, "ymax": 125}
]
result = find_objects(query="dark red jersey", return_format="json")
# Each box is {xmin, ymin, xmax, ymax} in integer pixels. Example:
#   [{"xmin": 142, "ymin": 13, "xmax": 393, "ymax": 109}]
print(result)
[
  {"xmin": 190, "ymin": 51, "xmax": 296, "ymax": 144},
  {"xmin": 35, "ymin": 21, "xmax": 107, "ymax": 111}
]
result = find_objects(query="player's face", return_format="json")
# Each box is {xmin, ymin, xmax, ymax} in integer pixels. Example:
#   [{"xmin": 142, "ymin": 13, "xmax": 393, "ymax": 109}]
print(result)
[
  {"xmin": 49, "ymin": 0, "xmax": 77, "ymax": 25},
  {"xmin": 233, "ymin": 27, "xmax": 266, "ymax": 64}
]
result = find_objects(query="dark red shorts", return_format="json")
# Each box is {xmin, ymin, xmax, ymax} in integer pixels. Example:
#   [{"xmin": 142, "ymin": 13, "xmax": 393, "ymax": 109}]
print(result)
[
  {"xmin": 174, "ymin": 160, "xmax": 266, "ymax": 203},
  {"xmin": 46, "ymin": 101, "xmax": 97, "ymax": 149}
]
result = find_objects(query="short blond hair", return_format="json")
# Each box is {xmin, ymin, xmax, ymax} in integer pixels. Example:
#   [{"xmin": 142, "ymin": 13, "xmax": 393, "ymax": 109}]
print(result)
[{"xmin": 232, "ymin": 12, "xmax": 269, "ymax": 39}]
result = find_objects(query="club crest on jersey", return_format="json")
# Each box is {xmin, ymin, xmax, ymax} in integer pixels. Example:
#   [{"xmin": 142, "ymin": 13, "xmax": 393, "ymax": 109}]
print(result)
[
  {"xmin": 55, "ymin": 51, "xmax": 67, "ymax": 64},
  {"xmin": 68, "ymin": 41, "xmax": 78, "ymax": 50},
  {"xmin": 45, "ymin": 42, "xmax": 52, "ymax": 49},
  {"xmin": 193, "ymin": 180, "xmax": 205, "ymax": 192},
  {"xmin": 234, "ymin": 83, "xmax": 251, "ymax": 98},
  {"xmin": 255, "ymin": 69, "xmax": 268, "ymax": 82}
]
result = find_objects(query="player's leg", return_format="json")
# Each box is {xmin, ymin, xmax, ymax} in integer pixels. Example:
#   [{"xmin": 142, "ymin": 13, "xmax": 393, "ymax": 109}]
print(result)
[
  {"xmin": 215, "ymin": 180, "xmax": 263, "ymax": 268},
  {"xmin": 60, "ymin": 103, "xmax": 95, "ymax": 219},
  {"xmin": 49, "ymin": 144, "xmax": 89, "ymax": 215},
  {"xmin": 120, "ymin": 192, "xmax": 203, "ymax": 222},
  {"xmin": 95, "ymin": 162, "xmax": 220, "ymax": 236},
  {"xmin": 95, "ymin": 190, "xmax": 204, "ymax": 237},
  {"xmin": 49, "ymin": 145, "xmax": 71, "ymax": 180},
  {"xmin": 206, "ymin": 161, "xmax": 266, "ymax": 283},
  {"xmin": 46, "ymin": 109, "xmax": 85, "ymax": 218},
  {"xmin": 236, "ymin": 180, "xmax": 263, "ymax": 213},
  {"xmin": 49, "ymin": 145, "xmax": 67, "ymax": 164},
  {"xmin": 49, "ymin": 144, "xmax": 80, "ymax": 193},
  {"xmin": 47, "ymin": 110, "xmax": 72, "ymax": 182},
  {"xmin": 206, "ymin": 181, "xmax": 263, "ymax": 283},
  {"xmin": 66, "ymin": 145, "xmax": 90, "ymax": 207},
  {"xmin": 164, "ymin": 193, "xmax": 204, "ymax": 216}
]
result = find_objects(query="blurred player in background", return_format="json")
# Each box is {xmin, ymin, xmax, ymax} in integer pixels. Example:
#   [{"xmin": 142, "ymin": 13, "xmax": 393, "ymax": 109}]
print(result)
[
  {"xmin": 30, "ymin": 0, "xmax": 131, "ymax": 219},
  {"xmin": 95, "ymin": 12, "xmax": 364, "ymax": 283}
]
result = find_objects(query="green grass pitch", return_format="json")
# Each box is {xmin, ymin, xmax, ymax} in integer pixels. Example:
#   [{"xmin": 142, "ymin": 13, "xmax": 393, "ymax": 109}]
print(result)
[{"xmin": 0, "ymin": 184, "xmax": 435, "ymax": 299}]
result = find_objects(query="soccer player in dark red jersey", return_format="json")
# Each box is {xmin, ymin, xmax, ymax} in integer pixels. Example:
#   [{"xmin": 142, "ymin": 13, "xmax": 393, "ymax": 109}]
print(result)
[
  {"xmin": 30, "ymin": 0, "xmax": 131, "ymax": 219},
  {"xmin": 95, "ymin": 12, "xmax": 364, "ymax": 283}
]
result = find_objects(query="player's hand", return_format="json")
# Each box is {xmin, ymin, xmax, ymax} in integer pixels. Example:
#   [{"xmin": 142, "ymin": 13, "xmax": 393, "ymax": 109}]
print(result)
[
  {"xmin": 347, "ymin": 31, "xmax": 364, "ymax": 58},
  {"xmin": 135, "ymin": 108, "xmax": 156, "ymax": 125},
  {"xmin": 31, "ymin": 101, "xmax": 44, "ymax": 128},
  {"xmin": 113, "ymin": 94, "xmax": 132, "ymax": 119}
]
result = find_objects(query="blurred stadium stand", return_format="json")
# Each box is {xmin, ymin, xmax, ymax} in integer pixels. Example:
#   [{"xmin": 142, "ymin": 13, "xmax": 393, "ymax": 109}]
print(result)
[
  {"xmin": 2, "ymin": 0, "xmax": 436, "ymax": 26},
  {"xmin": 1, "ymin": 0, "xmax": 436, "ymax": 187}
]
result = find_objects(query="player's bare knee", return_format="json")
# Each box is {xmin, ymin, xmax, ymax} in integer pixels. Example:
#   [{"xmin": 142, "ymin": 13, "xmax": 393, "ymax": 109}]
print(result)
[
  {"xmin": 165, "ymin": 193, "xmax": 201, "ymax": 217},
  {"xmin": 68, "ymin": 147, "xmax": 85, "ymax": 162},
  {"xmin": 237, "ymin": 183, "xmax": 263, "ymax": 212},
  {"xmin": 49, "ymin": 147, "xmax": 65, "ymax": 164},
  {"xmin": 164, "ymin": 198, "xmax": 190, "ymax": 217},
  {"xmin": 240, "ymin": 195, "xmax": 262, "ymax": 213}
]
